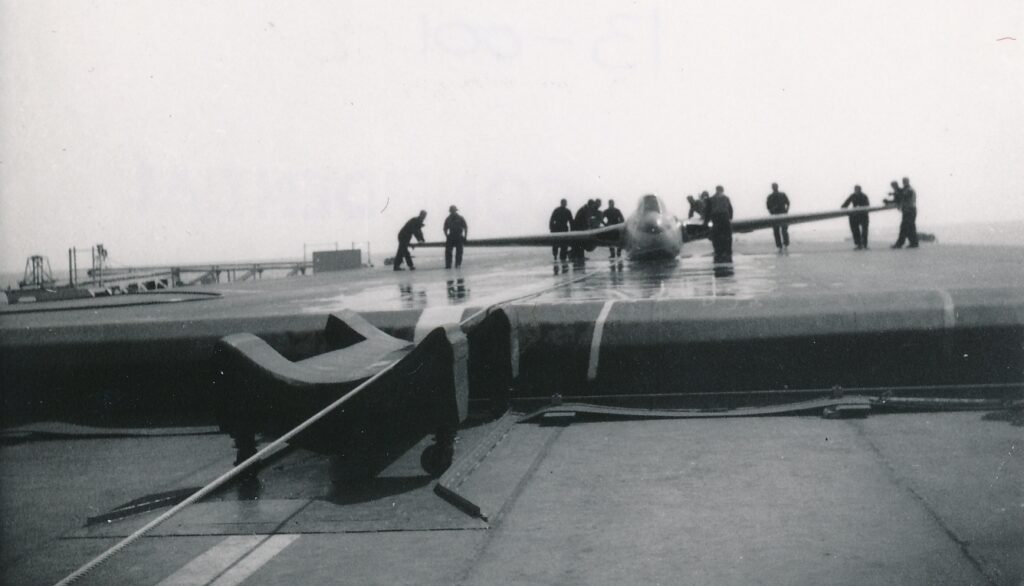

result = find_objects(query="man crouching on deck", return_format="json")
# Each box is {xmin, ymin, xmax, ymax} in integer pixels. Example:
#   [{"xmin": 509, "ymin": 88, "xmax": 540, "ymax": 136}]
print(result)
[{"xmin": 394, "ymin": 210, "xmax": 426, "ymax": 271}]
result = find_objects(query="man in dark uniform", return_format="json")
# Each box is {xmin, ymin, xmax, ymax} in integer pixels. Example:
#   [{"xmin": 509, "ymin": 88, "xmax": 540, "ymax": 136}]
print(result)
[
  {"xmin": 602, "ymin": 199, "xmax": 625, "ymax": 258},
  {"xmin": 394, "ymin": 210, "xmax": 426, "ymax": 271},
  {"xmin": 687, "ymin": 194, "xmax": 708, "ymax": 221},
  {"xmin": 574, "ymin": 200, "xmax": 593, "ymax": 231},
  {"xmin": 443, "ymin": 205, "xmax": 468, "ymax": 268},
  {"xmin": 841, "ymin": 185, "xmax": 871, "ymax": 249},
  {"xmin": 687, "ymin": 195, "xmax": 699, "ymax": 219},
  {"xmin": 707, "ymin": 185, "xmax": 734, "ymax": 263},
  {"xmin": 892, "ymin": 177, "xmax": 919, "ymax": 248},
  {"xmin": 766, "ymin": 183, "xmax": 790, "ymax": 250},
  {"xmin": 589, "ymin": 198, "xmax": 604, "ymax": 229},
  {"xmin": 571, "ymin": 200, "xmax": 594, "ymax": 261},
  {"xmin": 549, "ymin": 198, "xmax": 573, "ymax": 261},
  {"xmin": 883, "ymin": 180, "xmax": 902, "ymax": 206}
]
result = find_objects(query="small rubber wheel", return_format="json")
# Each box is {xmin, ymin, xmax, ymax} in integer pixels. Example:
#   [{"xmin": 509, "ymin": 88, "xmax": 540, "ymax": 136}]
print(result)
[{"xmin": 421, "ymin": 444, "xmax": 454, "ymax": 477}]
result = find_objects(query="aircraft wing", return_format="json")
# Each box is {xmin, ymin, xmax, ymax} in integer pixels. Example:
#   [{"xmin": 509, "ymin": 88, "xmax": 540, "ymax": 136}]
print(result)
[
  {"xmin": 684, "ymin": 205, "xmax": 896, "ymax": 241},
  {"xmin": 415, "ymin": 224, "xmax": 625, "ymax": 248}
]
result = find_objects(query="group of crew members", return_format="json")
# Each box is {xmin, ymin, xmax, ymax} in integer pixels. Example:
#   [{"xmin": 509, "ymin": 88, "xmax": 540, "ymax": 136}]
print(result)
[
  {"xmin": 837, "ymin": 177, "xmax": 919, "ymax": 250},
  {"xmin": 885, "ymin": 177, "xmax": 919, "ymax": 249},
  {"xmin": 687, "ymin": 177, "xmax": 919, "ymax": 259},
  {"xmin": 835, "ymin": 178, "xmax": 918, "ymax": 251},
  {"xmin": 548, "ymin": 198, "xmax": 626, "ymax": 261},
  {"xmin": 393, "ymin": 205, "xmax": 469, "ymax": 271},
  {"xmin": 393, "ymin": 177, "xmax": 919, "ymax": 270}
]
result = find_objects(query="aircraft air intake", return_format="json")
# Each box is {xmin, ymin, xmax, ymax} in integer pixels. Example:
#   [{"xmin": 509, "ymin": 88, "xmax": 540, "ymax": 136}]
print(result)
[{"xmin": 641, "ymin": 216, "xmax": 664, "ymax": 234}]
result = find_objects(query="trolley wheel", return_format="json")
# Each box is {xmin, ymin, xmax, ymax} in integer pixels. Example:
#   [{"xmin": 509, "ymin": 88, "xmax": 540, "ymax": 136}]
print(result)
[{"xmin": 420, "ymin": 442, "xmax": 454, "ymax": 477}]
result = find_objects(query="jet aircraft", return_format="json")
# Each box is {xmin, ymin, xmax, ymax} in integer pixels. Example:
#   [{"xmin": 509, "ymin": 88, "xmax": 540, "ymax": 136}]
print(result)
[{"xmin": 417, "ymin": 194, "xmax": 895, "ymax": 260}]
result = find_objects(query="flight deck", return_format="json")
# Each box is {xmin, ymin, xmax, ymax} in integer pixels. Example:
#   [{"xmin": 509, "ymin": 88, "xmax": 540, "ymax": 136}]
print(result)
[
  {"xmin": 1, "ymin": 240, "xmax": 1022, "ymax": 585},
  {"xmin": 2, "ymin": 240, "xmax": 1021, "ymax": 420}
]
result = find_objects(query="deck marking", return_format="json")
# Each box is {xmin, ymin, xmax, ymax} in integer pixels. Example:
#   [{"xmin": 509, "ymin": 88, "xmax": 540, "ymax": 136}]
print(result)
[
  {"xmin": 210, "ymin": 534, "xmax": 300, "ymax": 586},
  {"xmin": 157, "ymin": 534, "xmax": 299, "ymax": 586},
  {"xmin": 937, "ymin": 288, "xmax": 956, "ymax": 359},
  {"xmin": 157, "ymin": 536, "xmax": 264, "ymax": 585},
  {"xmin": 587, "ymin": 300, "xmax": 616, "ymax": 381},
  {"xmin": 414, "ymin": 306, "xmax": 466, "ymax": 343},
  {"xmin": 937, "ymin": 289, "xmax": 956, "ymax": 329}
]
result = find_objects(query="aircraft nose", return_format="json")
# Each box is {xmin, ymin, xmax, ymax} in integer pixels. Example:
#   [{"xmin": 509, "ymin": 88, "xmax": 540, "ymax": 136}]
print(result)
[{"xmin": 641, "ymin": 215, "xmax": 664, "ymax": 234}]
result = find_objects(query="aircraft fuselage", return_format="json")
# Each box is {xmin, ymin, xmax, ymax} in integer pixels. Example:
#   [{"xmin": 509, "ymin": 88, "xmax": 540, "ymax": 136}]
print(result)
[{"xmin": 621, "ymin": 196, "xmax": 684, "ymax": 260}]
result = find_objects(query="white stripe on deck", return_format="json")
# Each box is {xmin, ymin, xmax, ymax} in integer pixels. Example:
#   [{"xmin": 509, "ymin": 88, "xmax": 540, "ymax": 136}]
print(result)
[
  {"xmin": 158, "ymin": 534, "xmax": 299, "ymax": 586},
  {"xmin": 210, "ymin": 535, "xmax": 300, "ymax": 586},
  {"xmin": 414, "ymin": 306, "xmax": 466, "ymax": 343},
  {"xmin": 936, "ymin": 288, "xmax": 957, "ymax": 359},
  {"xmin": 936, "ymin": 288, "xmax": 956, "ymax": 329},
  {"xmin": 587, "ymin": 300, "xmax": 616, "ymax": 381}
]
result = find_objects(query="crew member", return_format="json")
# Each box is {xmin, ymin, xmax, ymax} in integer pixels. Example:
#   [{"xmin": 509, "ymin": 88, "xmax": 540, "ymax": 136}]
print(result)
[
  {"xmin": 892, "ymin": 177, "xmax": 919, "ymax": 249},
  {"xmin": 687, "ymin": 195, "xmax": 699, "ymax": 219},
  {"xmin": 883, "ymin": 180, "xmax": 902, "ymax": 206},
  {"xmin": 707, "ymin": 185, "xmax": 734, "ymax": 262},
  {"xmin": 687, "ymin": 194, "xmax": 708, "ymax": 221},
  {"xmin": 766, "ymin": 182, "xmax": 790, "ymax": 250},
  {"xmin": 571, "ymin": 200, "xmax": 593, "ymax": 260},
  {"xmin": 602, "ymin": 199, "xmax": 625, "ymax": 258},
  {"xmin": 548, "ymin": 198, "xmax": 573, "ymax": 261},
  {"xmin": 443, "ymin": 205, "xmax": 468, "ymax": 269},
  {"xmin": 841, "ymin": 185, "xmax": 871, "ymax": 249},
  {"xmin": 698, "ymin": 191, "xmax": 710, "ymax": 224},
  {"xmin": 574, "ymin": 200, "xmax": 593, "ymax": 231},
  {"xmin": 394, "ymin": 210, "xmax": 427, "ymax": 271},
  {"xmin": 589, "ymin": 198, "xmax": 604, "ymax": 229}
]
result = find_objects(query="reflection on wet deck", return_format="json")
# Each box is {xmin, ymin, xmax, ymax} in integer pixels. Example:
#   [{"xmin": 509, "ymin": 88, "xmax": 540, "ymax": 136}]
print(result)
[
  {"xmin": 302, "ymin": 250, "xmax": 783, "ymax": 314},
  {"xmin": 530, "ymin": 253, "xmax": 780, "ymax": 302}
]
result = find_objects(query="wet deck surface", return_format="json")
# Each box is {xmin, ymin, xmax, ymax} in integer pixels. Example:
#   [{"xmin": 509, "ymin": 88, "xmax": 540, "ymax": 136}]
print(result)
[
  {"xmin": 3, "ymin": 241, "xmax": 1023, "ymax": 326},
  {"xmin": 2, "ymin": 240, "xmax": 1022, "ymax": 584},
  {"xmin": 2, "ymin": 412, "xmax": 1021, "ymax": 585}
]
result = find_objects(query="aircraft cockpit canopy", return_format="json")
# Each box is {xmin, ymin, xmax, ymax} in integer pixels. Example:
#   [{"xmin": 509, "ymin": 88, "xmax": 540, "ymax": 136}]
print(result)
[{"xmin": 640, "ymin": 194, "xmax": 662, "ymax": 214}]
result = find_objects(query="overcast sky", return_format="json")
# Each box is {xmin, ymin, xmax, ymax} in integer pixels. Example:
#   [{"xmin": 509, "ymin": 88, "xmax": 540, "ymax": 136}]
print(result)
[{"xmin": 1, "ymin": 0, "xmax": 1021, "ymax": 272}]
